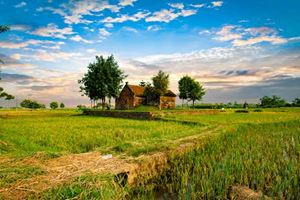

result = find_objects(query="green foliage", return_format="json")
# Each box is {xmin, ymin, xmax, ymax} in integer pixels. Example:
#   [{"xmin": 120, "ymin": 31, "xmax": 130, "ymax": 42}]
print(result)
[
  {"xmin": 0, "ymin": 25, "xmax": 9, "ymax": 34},
  {"xmin": 178, "ymin": 75, "xmax": 205, "ymax": 107},
  {"xmin": 78, "ymin": 55, "xmax": 126, "ymax": 108},
  {"xmin": 260, "ymin": 95, "xmax": 286, "ymax": 108},
  {"xmin": 128, "ymin": 120, "xmax": 300, "ymax": 199},
  {"xmin": 151, "ymin": 70, "xmax": 169, "ymax": 96},
  {"xmin": 60, "ymin": 102, "xmax": 65, "ymax": 108},
  {"xmin": 50, "ymin": 102, "xmax": 58, "ymax": 109},
  {"xmin": 292, "ymin": 97, "xmax": 300, "ymax": 107},
  {"xmin": 20, "ymin": 99, "xmax": 45, "ymax": 109}
]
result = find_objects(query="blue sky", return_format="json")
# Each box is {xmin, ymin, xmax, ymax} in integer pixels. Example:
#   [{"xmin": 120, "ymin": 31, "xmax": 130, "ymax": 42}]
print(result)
[{"xmin": 0, "ymin": 0, "xmax": 300, "ymax": 106}]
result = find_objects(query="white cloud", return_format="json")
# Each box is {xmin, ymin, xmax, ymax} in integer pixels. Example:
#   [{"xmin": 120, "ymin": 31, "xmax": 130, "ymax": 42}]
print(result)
[
  {"xmin": 24, "ymin": 50, "xmax": 82, "ymax": 62},
  {"xmin": 15, "ymin": 1, "xmax": 26, "ymax": 8},
  {"xmin": 119, "ymin": 0, "xmax": 137, "ymax": 7},
  {"xmin": 102, "ymin": 11, "xmax": 149, "ymax": 23},
  {"xmin": 211, "ymin": 1, "xmax": 223, "ymax": 7},
  {"xmin": 104, "ymin": 23, "xmax": 114, "ymax": 28},
  {"xmin": 168, "ymin": 3, "xmax": 184, "ymax": 9},
  {"xmin": 99, "ymin": 28, "xmax": 110, "ymax": 37},
  {"xmin": 214, "ymin": 25, "xmax": 242, "ymax": 41},
  {"xmin": 145, "ymin": 8, "xmax": 197, "ymax": 23},
  {"xmin": 123, "ymin": 27, "xmax": 138, "ymax": 33},
  {"xmin": 31, "ymin": 23, "xmax": 75, "ymax": 39},
  {"xmin": 213, "ymin": 25, "xmax": 288, "ymax": 46},
  {"xmin": 0, "ymin": 40, "xmax": 55, "ymax": 49},
  {"xmin": 10, "ymin": 25, "xmax": 31, "ymax": 32},
  {"xmin": 147, "ymin": 25, "xmax": 161, "ymax": 32},
  {"xmin": 146, "ymin": 9, "xmax": 181, "ymax": 23},
  {"xmin": 190, "ymin": 4, "xmax": 205, "ymax": 8},
  {"xmin": 233, "ymin": 36, "xmax": 287, "ymax": 46},
  {"xmin": 180, "ymin": 9, "xmax": 197, "ymax": 17},
  {"xmin": 70, "ymin": 35, "xmax": 93, "ymax": 44}
]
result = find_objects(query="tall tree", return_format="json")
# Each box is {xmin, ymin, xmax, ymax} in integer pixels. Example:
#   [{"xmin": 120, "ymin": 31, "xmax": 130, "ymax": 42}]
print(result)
[
  {"xmin": 0, "ymin": 25, "xmax": 14, "ymax": 102},
  {"xmin": 178, "ymin": 75, "xmax": 193, "ymax": 106},
  {"xmin": 189, "ymin": 80, "xmax": 205, "ymax": 108},
  {"xmin": 78, "ymin": 55, "xmax": 125, "ymax": 109},
  {"xmin": 152, "ymin": 70, "xmax": 169, "ymax": 96}
]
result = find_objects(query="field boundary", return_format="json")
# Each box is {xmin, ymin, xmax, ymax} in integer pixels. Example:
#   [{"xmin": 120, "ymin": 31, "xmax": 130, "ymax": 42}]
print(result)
[{"xmin": 83, "ymin": 110, "xmax": 157, "ymax": 120}]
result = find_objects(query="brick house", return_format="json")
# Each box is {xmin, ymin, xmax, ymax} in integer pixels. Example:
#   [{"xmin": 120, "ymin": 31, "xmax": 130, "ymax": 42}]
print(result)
[{"xmin": 115, "ymin": 82, "xmax": 176, "ymax": 110}]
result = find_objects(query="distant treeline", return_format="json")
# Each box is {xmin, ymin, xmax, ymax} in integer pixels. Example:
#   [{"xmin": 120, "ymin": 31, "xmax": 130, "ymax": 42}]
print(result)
[{"xmin": 189, "ymin": 95, "xmax": 300, "ymax": 109}]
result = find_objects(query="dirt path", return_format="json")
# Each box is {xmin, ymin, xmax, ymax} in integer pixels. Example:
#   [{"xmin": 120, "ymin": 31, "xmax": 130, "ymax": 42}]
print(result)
[{"xmin": 0, "ymin": 126, "xmax": 223, "ymax": 200}]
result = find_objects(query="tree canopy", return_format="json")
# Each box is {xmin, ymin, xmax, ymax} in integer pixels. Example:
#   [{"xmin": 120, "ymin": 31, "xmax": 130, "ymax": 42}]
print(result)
[
  {"xmin": 20, "ymin": 99, "xmax": 45, "ymax": 109},
  {"xmin": 78, "ymin": 55, "xmax": 126, "ymax": 109},
  {"xmin": 50, "ymin": 102, "xmax": 58, "ymax": 109},
  {"xmin": 0, "ymin": 25, "xmax": 15, "ymax": 102},
  {"xmin": 152, "ymin": 70, "xmax": 169, "ymax": 96},
  {"xmin": 178, "ymin": 75, "xmax": 205, "ymax": 107},
  {"xmin": 260, "ymin": 95, "xmax": 286, "ymax": 108}
]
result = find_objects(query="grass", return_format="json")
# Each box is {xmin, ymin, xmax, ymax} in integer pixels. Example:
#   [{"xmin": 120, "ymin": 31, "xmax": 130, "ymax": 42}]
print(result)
[
  {"xmin": 0, "ymin": 110, "xmax": 204, "ymax": 157},
  {"xmin": 1, "ymin": 108, "xmax": 300, "ymax": 199},
  {"xmin": 128, "ymin": 120, "xmax": 300, "ymax": 199}
]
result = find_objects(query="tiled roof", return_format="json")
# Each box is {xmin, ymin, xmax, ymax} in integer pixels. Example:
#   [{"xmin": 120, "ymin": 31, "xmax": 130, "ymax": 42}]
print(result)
[
  {"xmin": 127, "ymin": 84, "xmax": 176, "ymax": 97},
  {"xmin": 128, "ymin": 85, "xmax": 145, "ymax": 96}
]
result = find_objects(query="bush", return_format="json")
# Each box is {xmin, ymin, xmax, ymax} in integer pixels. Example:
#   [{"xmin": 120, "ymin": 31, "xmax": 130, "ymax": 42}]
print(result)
[
  {"xmin": 60, "ymin": 103, "xmax": 65, "ymax": 109},
  {"xmin": 50, "ymin": 102, "xmax": 58, "ymax": 109},
  {"xmin": 235, "ymin": 110, "xmax": 249, "ymax": 113},
  {"xmin": 20, "ymin": 99, "xmax": 45, "ymax": 109},
  {"xmin": 253, "ymin": 109, "xmax": 262, "ymax": 112}
]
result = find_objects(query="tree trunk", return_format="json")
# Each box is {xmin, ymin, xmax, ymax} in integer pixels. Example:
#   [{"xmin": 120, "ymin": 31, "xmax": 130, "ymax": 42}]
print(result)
[
  {"xmin": 192, "ymin": 100, "xmax": 195, "ymax": 108},
  {"xmin": 182, "ymin": 99, "xmax": 184, "ymax": 108},
  {"xmin": 90, "ymin": 100, "xmax": 92, "ymax": 108}
]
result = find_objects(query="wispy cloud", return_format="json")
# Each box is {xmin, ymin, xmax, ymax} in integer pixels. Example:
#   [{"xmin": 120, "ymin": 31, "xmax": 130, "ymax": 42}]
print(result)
[
  {"xmin": 0, "ymin": 40, "xmax": 55, "ymax": 49},
  {"xmin": 119, "ymin": 0, "xmax": 137, "ymax": 7},
  {"xmin": 213, "ymin": 25, "xmax": 287, "ymax": 46},
  {"xmin": 31, "ymin": 23, "xmax": 75, "ymax": 39},
  {"xmin": 211, "ymin": 1, "xmax": 223, "ymax": 8},
  {"xmin": 102, "ymin": 11, "xmax": 149, "ymax": 23},
  {"xmin": 70, "ymin": 35, "xmax": 93, "ymax": 44},
  {"xmin": 14, "ymin": 1, "xmax": 27, "ymax": 8}
]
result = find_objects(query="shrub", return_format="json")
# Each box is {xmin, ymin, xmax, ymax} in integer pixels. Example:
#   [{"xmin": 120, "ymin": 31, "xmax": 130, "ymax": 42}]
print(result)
[
  {"xmin": 20, "ymin": 99, "xmax": 45, "ymax": 109},
  {"xmin": 253, "ymin": 109, "xmax": 262, "ymax": 112},
  {"xmin": 50, "ymin": 102, "xmax": 58, "ymax": 109}
]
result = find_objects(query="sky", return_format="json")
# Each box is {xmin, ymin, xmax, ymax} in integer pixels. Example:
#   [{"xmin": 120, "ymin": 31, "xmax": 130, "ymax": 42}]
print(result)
[{"xmin": 0, "ymin": 0, "xmax": 300, "ymax": 107}]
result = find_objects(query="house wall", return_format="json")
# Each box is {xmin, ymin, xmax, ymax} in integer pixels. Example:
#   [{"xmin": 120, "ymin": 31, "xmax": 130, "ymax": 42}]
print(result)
[
  {"xmin": 134, "ymin": 96, "xmax": 146, "ymax": 107},
  {"xmin": 160, "ymin": 96, "xmax": 176, "ymax": 109},
  {"xmin": 115, "ymin": 86, "xmax": 134, "ymax": 110}
]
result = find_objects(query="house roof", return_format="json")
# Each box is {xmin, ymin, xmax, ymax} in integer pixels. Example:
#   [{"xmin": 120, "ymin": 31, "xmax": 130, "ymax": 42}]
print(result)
[
  {"xmin": 127, "ymin": 84, "xmax": 176, "ymax": 97},
  {"xmin": 128, "ymin": 85, "xmax": 145, "ymax": 96},
  {"xmin": 164, "ymin": 90, "xmax": 177, "ymax": 97}
]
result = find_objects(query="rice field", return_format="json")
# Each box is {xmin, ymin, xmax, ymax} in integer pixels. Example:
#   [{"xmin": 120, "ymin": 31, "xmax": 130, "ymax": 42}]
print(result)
[{"xmin": 0, "ymin": 108, "xmax": 300, "ymax": 199}]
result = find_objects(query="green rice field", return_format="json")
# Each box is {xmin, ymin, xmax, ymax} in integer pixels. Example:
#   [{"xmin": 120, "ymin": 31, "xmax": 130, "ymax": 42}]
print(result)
[{"xmin": 0, "ymin": 108, "xmax": 299, "ymax": 199}]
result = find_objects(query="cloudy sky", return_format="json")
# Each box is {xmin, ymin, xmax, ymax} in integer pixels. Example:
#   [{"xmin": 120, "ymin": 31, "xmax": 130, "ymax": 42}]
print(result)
[{"xmin": 0, "ymin": 0, "xmax": 300, "ymax": 106}]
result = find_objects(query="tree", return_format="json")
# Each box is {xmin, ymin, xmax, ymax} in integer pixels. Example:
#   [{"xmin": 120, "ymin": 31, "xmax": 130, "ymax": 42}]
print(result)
[
  {"xmin": 189, "ymin": 80, "xmax": 205, "ymax": 108},
  {"xmin": 292, "ymin": 98, "xmax": 300, "ymax": 107},
  {"xmin": 260, "ymin": 95, "xmax": 286, "ymax": 108},
  {"xmin": 178, "ymin": 75, "xmax": 193, "ymax": 106},
  {"xmin": 50, "ymin": 102, "xmax": 58, "ymax": 109},
  {"xmin": 0, "ymin": 25, "xmax": 15, "ymax": 102},
  {"xmin": 178, "ymin": 76, "xmax": 205, "ymax": 108},
  {"xmin": 152, "ymin": 70, "xmax": 169, "ymax": 96},
  {"xmin": 60, "ymin": 102, "xmax": 65, "ymax": 108},
  {"xmin": 139, "ymin": 80, "xmax": 146, "ymax": 87},
  {"xmin": 78, "ymin": 55, "xmax": 126, "ymax": 109},
  {"xmin": 20, "ymin": 99, "xmax": 44, "ymax": 109}
]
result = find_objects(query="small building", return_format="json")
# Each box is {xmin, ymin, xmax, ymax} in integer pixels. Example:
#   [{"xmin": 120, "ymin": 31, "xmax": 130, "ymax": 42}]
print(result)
[{"xmin": 115, "ymin": 82, "xmax": 176, "ymax": 110}]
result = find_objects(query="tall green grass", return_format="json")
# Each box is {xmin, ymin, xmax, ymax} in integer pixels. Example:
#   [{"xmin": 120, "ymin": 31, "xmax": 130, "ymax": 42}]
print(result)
[
  {"xmin": 129, "ymin": 120, "xmax": 300, "ymax": 199},
  {"xmin": 0, "ymin": 110, "xmax": 204, "ymax": 157}
]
